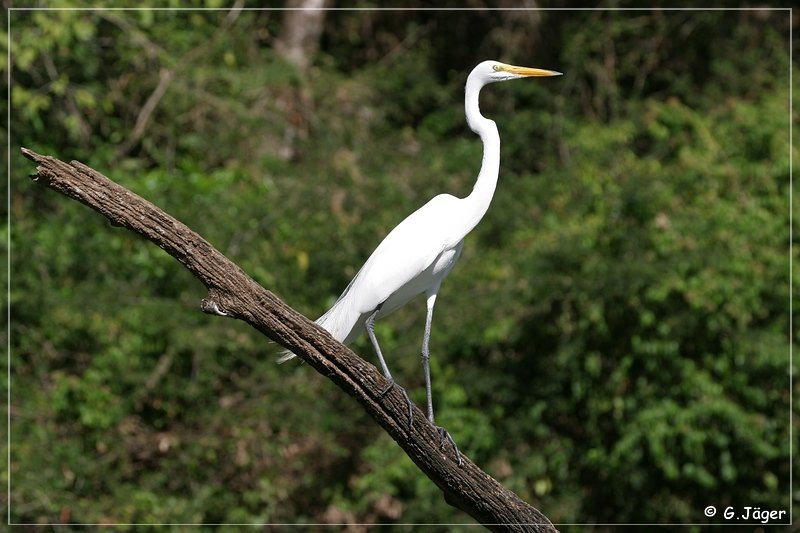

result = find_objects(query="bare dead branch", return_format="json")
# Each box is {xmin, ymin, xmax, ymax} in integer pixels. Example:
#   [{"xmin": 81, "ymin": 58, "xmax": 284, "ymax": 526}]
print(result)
[{"xmin": 21, "ymin": 147, "xmax": 557, "ymax": 533}]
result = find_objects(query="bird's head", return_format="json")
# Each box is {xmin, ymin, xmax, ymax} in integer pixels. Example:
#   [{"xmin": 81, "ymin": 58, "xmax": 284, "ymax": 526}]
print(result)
[{"xmin": 469, "ymin": 60, "xmax": 562, "ymax": 86}]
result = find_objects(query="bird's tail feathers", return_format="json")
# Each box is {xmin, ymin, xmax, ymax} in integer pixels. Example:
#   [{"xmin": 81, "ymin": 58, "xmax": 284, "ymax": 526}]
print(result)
[
  {"xmin": 276, "ymin": 349, "xmax": 296, "ymax": 364},
  {"xmin": 275, "ymin": 296, "xmax": 361, "ymax": 364}
]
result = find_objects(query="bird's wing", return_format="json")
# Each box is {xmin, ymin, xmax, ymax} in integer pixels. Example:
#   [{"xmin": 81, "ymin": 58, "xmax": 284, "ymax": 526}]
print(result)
[{"xmin": 346, "ymin": 193, "xmax": 463, "ymax": 313}]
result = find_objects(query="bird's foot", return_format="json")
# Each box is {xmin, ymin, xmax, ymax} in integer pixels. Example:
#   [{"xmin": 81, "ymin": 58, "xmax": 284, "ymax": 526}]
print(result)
[
  {"xmin": 380, "ymin": 379, "xmax": 414, "ymax": 429},
  {"xmin": 436, "ymin": 425, "xmax": 463, "ymax": 466}
]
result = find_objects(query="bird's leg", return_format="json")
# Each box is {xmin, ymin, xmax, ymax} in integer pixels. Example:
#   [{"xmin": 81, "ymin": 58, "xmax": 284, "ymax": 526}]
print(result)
[
  {"xmin": 365, "ymin": 305, "xmax": 392, "ymax": 382},
  {"xmin": 422, "ymin": 293, "xmax": 462, "ymax": 466},
  {"xmin": 365, "ymin": 305, "xmax": 413, "ymax": 428},
  {"xmin": 421, "ymin": 297, "xmax": 436, "ymax": 424}
]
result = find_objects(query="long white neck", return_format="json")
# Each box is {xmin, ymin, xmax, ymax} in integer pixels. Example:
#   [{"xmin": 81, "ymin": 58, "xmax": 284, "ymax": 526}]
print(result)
[{"xmin": 461, "ymin": 76, "xmax": 501, "ymax": 235}]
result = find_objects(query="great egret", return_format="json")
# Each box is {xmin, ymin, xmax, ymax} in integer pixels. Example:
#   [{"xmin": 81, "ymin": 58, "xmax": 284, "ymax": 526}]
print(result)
[{"xmin": 280, "ymin": 60, "xmax": 561, "ymax": 464}]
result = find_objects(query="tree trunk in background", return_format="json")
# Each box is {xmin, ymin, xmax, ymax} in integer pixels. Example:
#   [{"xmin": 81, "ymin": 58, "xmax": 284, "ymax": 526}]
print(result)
[
  {"xmin": 276, "ymin": 0, "xmax": 331, "ymax": 72},
  {"xmin": 272, "ymin": 0, "xmax": 331, "ymax": 160}
]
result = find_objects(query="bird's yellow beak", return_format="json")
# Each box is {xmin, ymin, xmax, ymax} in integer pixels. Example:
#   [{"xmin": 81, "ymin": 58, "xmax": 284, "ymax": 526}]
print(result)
[{"xmin": 495, "ymin": 64, "xmax": 562, "ymax": 77}]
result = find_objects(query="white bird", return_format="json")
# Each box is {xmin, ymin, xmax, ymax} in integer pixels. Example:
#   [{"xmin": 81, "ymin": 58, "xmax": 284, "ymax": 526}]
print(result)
[{"xmin": 280, "ymin": 60, "xmax": 561, "ymax": 464}]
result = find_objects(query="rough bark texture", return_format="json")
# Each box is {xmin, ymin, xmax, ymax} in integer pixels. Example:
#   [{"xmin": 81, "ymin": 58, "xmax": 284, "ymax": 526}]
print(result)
[{"xmin": 21, "ymin": 147, "xmax": 557, "ymax": 533}]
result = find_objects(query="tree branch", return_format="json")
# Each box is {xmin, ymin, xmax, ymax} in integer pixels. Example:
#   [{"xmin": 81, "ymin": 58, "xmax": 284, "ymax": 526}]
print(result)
[
  {"xmin": 21, "ymin": 147, "xmax": 557, "ymax": 532},
  {"xmin": 109, "ymin": 3, "xmax": 244, "ymax": 162},
  {"xmin": 113, "ymin": 67, "xmax": 175, "ymax": 160}
]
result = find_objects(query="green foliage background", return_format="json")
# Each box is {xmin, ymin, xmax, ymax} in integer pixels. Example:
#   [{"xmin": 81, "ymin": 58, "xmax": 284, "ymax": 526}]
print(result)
[{"xmin": 5, "ymin": 3, "xmax": 795, "ymax": 529}]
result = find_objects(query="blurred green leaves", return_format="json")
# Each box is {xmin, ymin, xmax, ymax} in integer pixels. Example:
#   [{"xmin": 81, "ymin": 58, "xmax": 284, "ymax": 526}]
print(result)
[{"xmin": 9, "ymin": 6, "xmax": 792, "ymax": 528}]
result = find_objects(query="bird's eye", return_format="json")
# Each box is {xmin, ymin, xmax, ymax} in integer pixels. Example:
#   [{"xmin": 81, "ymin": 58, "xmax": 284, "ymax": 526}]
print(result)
[{"xmin": 492, "ymin": 65, "xmax": 501, "ymax": 71}]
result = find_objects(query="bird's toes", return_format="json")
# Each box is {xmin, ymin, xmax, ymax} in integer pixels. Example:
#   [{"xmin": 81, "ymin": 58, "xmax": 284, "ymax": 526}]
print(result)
[
  {"xmin": 436, "ymin": 426, "xmax": 463, "ymax": 466},
  {"xmin": 380, "ymin": 380, "xmax": 414, "ymax": 429},
  {"xmin": 380, "ymin": 378, "xmax": 395, "ymax": 397},
  {"xmin": 400, "ymin": 388, "xmax": 414, "ymax": 429}
]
